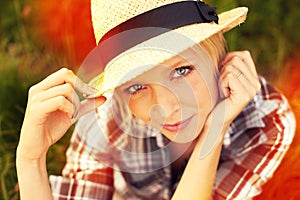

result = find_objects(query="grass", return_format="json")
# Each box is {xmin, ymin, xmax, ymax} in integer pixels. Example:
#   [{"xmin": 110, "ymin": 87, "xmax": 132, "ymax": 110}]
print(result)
[
  {"xmin": 0, "ymin": 41, "xmax": 28, "ymax": 200},
  {"xmin": 0, "ymin": 34, "xmax": 71, "ymax": 200},
  {"xmin": 0, "ymin": 0, "xmax": 300, "ymax": 199},
  {"xmin": 0, "ymin": 1, "xmax": 75, "ymax": 198}
]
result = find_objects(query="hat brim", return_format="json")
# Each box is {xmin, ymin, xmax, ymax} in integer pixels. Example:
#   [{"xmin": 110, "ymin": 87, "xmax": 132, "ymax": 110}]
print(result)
[{"xmin": 87, "ymin": 7, "xmax": 248, "ymax": 98}]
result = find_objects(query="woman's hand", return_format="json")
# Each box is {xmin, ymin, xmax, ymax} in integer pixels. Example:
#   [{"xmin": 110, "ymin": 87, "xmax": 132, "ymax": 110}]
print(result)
[
  {"xmin": 198, "ymin": 51, "xmax": 261, "ymax": 159},
  {"xmin": 217, "ymin": 50, "xmax": 261, "ymax": 126},
  {"xmin": 17, "ymin": 68, "xmax": 106, "ymax": 160}
]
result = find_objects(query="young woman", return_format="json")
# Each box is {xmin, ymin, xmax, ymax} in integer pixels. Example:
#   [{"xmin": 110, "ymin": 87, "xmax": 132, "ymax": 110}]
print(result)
[{"xmin": 16, "ymin": 0, "xmax": 295, "ymax": 199}]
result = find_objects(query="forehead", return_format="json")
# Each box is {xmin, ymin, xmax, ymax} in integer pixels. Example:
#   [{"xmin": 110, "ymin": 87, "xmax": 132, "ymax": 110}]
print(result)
[
  {"xmin": 120, "ymin": 48, "xmax": 195, "ymax": 83},
  {"xmin": 117, "ymin": 45, "xmax": 214, "ymax": 87}
]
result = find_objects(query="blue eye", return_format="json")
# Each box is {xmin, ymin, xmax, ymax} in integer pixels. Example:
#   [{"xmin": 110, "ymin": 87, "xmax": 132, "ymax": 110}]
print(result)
[
  {"xmin": 173, "ymin": 66, "xmax": 193, "ymax": 78},
  {"xmin": 126, "ymin": 84, "xmax": 146, "ymax": 95}
]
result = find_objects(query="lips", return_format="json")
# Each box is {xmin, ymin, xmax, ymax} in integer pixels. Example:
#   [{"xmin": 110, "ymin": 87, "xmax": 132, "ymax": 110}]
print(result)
[{"xmin": 162, "ymin": 114, "xmax": 195, "ymax": 132}]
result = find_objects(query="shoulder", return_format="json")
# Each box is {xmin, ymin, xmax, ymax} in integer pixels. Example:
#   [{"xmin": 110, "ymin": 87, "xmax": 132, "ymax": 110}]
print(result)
[
  {"xmin": 255, "ymin": 76, "xmax": 286, "ymax": 106},
  {"xmin": 240, "ymin": 75, "xmax": 292, "ymax": 121},
  {"xmin": 253, "ymin": 76, "xmax": 295, "ymax": 125}
]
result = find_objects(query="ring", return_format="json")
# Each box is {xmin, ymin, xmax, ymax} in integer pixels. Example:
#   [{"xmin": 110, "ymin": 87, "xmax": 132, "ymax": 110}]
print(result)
[{"xmin": 235, "ymin": 71, "xmax": 243, "ymax": 79}]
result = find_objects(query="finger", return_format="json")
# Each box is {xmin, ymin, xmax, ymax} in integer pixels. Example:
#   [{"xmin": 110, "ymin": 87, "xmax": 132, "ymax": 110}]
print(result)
[
  {"xmin": 219, "ymin": 72, "xmax": 250, "ymax": 105},
  {"xmin": 30, "ymin": 68, "xmax": 97, "ymax": 97},
  {"xmin": 32, "ymin": 83, "xmax": 81, "ymax": 116},
  {"xmin": 222, "ymin": 56, "xmax": 253, "ymax": 80},
  {"xmin": 233, "ymin": 72, "xmax": 259, "ymax": 99},
  {"xmin": 217, "ymin": 73, "xmax": 250, "ymax": 126},
  {"xmin": 73, "ymin": 96, "xmax": 107, "ymax": 121},
  {"xmin": 219, "ymin": 67, "xmax": 260, "ymax": 107},
  {"xmin": 218, "ymin": 78, "xmax": 229, "ymax": 98},
  {"xmin": 222, "ymin": 51, "xmax": 257, "ymax": 78},
  {"xmin": 34, "ymin": 96, "xmax": 74, "ymax": 120},
  {"xmin": 220, "ymin": 71, "xmax": 260, "ymax": 99},
  {"xmin": 220, "ymin": 60, "xmax": 260, "ymax": 91}
]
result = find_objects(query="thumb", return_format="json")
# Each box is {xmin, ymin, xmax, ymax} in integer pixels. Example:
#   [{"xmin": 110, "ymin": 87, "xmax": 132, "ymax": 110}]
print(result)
[{"xmin": 73, "ymin": 96, "xmax": 107, "ymax": 121}]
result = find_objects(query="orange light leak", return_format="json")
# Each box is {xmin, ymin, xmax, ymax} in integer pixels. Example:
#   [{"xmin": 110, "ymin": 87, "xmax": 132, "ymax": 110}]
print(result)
[
  {"xmin": 29, "ymin": 1, "xmax": 300, "ymax": 198},
  {"xmin": 31, "ymin": 0, "xmax": 96, "ymax": 67},
  {"xmin": 255, "ymin": 54, "xmax": 300, "ymax": 200}
]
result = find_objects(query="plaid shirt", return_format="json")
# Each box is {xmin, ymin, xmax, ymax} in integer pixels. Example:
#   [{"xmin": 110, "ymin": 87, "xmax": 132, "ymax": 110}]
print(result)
[{"xmin": 50, "ymin": 77, "xmax": 295, "ymax": 200}]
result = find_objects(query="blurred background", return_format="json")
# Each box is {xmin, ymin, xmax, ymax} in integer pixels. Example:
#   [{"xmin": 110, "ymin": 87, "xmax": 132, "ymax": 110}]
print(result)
[{"xmin": 0, "ymin": 0, "xmax": 299, "ymax": 199}]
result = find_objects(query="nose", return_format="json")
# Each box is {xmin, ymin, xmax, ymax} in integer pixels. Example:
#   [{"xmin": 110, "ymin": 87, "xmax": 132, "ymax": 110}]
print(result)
[{"xmin": 150, "ymin": 84, "xmax": 180, "ymax": 118}]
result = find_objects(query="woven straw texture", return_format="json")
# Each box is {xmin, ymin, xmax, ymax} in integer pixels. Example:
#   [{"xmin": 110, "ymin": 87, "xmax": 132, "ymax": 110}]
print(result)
[{"xmin": 88, "ymin": 0, "xmax": 248, "ymax": 97}]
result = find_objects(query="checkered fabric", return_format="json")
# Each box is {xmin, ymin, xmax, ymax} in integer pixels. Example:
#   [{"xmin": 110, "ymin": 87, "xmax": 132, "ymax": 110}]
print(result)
[{"xmin": 50, "ymin": 77, "xmax": 296, "ymax": 200}]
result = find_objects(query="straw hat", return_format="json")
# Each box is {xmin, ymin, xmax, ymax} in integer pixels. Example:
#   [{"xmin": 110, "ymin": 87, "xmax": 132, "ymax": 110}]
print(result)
[{"xmin": 86, "ymin": 0, "xmax": 248, "ymax": 98}]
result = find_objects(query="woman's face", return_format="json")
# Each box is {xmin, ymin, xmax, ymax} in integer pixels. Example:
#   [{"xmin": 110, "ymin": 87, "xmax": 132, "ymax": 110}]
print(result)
[{"xmin": 117, "ymin": 47, "xmax": 219, "ymax": 143}]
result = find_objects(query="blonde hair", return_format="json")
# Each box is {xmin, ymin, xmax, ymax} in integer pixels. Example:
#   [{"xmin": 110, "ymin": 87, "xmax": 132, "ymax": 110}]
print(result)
[{"xmin": 199, "ymin": 33, "xmax": 227, "ymax": 69}]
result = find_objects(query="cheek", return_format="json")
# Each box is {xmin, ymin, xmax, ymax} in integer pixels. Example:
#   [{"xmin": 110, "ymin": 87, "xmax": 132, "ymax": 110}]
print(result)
[
  {"xmin": 189, "ymin": 73, "xmax": 218, "ymax": 125},
  {"xmin": 195, "ymin": 82, "xmax": 214, "ymax": 112},
  {"xmin": 128, "ymin": 95, "xmax": 151, "ymax": 124},
  {"xmin": 182, "ymin": 73, "xmax": 217, "ymax": 110},
  {"xmin": 193, "ymin": 73, "xmax": 218, "ymax": 110}
]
